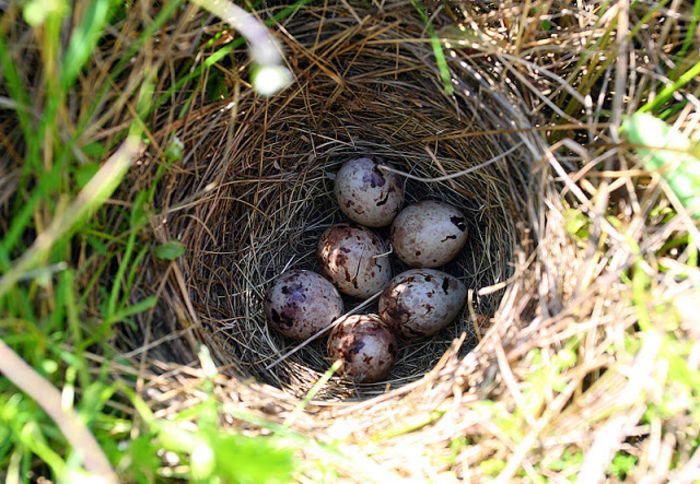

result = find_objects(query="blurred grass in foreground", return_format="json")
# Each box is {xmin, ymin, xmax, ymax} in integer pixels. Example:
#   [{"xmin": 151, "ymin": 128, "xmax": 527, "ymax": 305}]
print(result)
[{"xmin": 0, "ymin": 0, "xmax": 309, "ymax": 481}]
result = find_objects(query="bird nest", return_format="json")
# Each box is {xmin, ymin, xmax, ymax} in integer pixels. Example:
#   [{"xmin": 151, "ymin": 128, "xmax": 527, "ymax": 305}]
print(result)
[
  {"xmin": 2, "ymin": 0, "xmax": 697, "ymax": 481},
  {"xmin": 121, "ymin": 3, "xmax": 549, "ymax": 403}
]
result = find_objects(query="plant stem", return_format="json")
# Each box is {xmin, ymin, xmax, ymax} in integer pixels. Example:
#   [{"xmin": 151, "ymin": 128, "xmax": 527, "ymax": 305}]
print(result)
[{"xmin": 0, "ymin": 339, "xmax": 118, "ymax": 483}]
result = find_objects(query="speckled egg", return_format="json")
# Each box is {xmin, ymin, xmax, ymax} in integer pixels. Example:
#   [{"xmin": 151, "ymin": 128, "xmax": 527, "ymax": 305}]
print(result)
[
  {"xmin": 327, "ymin": 314, "xmax": 398, "ymax": 383},
  {"xmin": 264, "ymin": 270, "xmax": 344, "ymax": 340},
  {"xmin": 334, "ymin": 157, "xmax": 403, "ymax": 227},
  {"xmin": 317, "ymin": 223, "xmax": 392, "ymax": 298},
  {"xmin": 379, "ymin": 269, "xmax": 467, "ymax": 337},
  {"xmin": 390, "ymin": 201, "xmax": 468, "ymax": 268}
]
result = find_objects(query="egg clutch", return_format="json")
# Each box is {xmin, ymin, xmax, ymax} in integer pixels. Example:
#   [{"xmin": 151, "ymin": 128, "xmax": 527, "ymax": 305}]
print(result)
[{"xmin": 264, "ymin": 157, "xmax": 469, "ymax": 383}]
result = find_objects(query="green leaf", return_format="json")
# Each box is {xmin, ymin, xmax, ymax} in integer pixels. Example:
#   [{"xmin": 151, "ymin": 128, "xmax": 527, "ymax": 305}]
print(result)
[
  {"xmin": 191, "ymin": 441, "xmax": 216, "ymax": 480},
  {"xmin": 118, "ymin": 435, "xmax": 162, "ymax": 483},
  {"xmin": 207, "ymin": 432, "xmax": 296, "ymax": 484},
  {"xmin": 86, "ymin": 234, "xmax": 109, "ymax": 256},
  {"xmin": 198, "ymin": 345, "xmax": 218, "ymax": 379},
  {"xmin": 623, "ymin": 112, "xmax": 700, "ymax": 218},
  {"xmin": 607, "ymin": 452, "xmax": 637, "ymax": 478},
  {"xmin": 158, "ymin": 422, "xmax": 202, "ymax": 454},
  {"xmin": 480, "ymin": 458, "xmax": 506, "ymax": 476},
  {"xmin": 154, "ymin": 241, "xmax": 185, "ymax": 260},
  {"xmin": 564, "ymin": 209, "xmax": 590, "ymax": 240},
  {"xmin": 639, "ymin": 59, "xmax": 700, "ymax": 114}
]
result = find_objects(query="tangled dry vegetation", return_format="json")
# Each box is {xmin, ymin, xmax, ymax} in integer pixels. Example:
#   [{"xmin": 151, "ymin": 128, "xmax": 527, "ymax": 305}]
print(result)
[
  {"xmin": 115, "ymin": 2, "xmax": 699, "ymax": 481},
  {"xmin": 3, "ymin": 0, "xmax": 699, "ymax": 482}
]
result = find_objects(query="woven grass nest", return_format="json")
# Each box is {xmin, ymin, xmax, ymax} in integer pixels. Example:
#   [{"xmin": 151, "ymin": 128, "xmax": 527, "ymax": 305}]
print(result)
[
  {"xmin": 114, "ymin": 2, "xmax": 699, "ymax": 481},
  {"xmin": 133, "ymin": 4, "xmax": 537, "ymax": 398}
]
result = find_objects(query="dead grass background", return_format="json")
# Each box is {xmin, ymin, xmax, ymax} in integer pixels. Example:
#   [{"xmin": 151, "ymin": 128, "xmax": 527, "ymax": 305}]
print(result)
[{"xmin": 6, "ymin": 0, "xmax": 693, "ymax": 481}]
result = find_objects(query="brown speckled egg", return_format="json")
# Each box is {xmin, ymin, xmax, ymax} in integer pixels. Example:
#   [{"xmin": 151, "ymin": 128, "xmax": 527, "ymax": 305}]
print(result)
[
  {"xmin": 317, "ymin": 223, "xmax": 392, "ymax": 298},
  {"xmin": 264, "ymin": 270, "xmax": 344, "ymax": 340},
  {"xmin": 327, "ymin": 314, "xmax": 398, "ymax": 383},
  {"xmin": 390, "ymin": 201, "xmax": 468, "ymax": 268},
  {"xmin": 334, "ymin": 158, "xmax": 403, "ymax": 227},
  {"xmin": 379, "ymin": 269, "xmax": 467, "ymax": 337}
]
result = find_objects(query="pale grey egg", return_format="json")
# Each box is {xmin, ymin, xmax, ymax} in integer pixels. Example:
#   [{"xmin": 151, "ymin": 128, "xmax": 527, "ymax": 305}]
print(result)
[
  {"xmin": 379, "ymin": 269, "xmax": 466, "ymax": 337},
  {"xmin": 334, "ymin": 158, "xmax": 403, "ymax": 227},
  {"xmin": 317, "ymin": 223, "xmax": 392, "ymax": 298},
  {"xmin": 264, "ymin": 270, "xmax": 344, "ymax": 340},
  {"xmin": 327, "ymin": 314, "xmax": 398, "ymax": 383},
  {"xmin": 390, "ymin": 201, "xmax": 468, "ymax": 268}
]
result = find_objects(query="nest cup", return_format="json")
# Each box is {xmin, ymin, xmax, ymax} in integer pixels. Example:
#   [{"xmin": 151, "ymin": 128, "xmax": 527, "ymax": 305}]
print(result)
[{"xmin": 144, "ymin": 5, "xmax": 544, "ymax": 401}]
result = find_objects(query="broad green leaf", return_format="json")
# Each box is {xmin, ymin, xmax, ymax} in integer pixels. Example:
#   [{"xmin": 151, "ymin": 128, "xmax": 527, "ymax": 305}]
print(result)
[
  {"xmin": 564, "ymin": 209, "xmax": 590, "ymax": 240},
  {"xmin": 118, "ymin": 435, "xmax": 162, "ymax": 483},
  {"xmin": 623, "ymin": 112, "xmax": 700, "ymax": 218},
  {"xmin": 154, "ymin": 241, "xmax": 185, "ymax": 260},
  {"xmin": 207, "ymin": 432, "xmax": 295, "ymax": 484}
]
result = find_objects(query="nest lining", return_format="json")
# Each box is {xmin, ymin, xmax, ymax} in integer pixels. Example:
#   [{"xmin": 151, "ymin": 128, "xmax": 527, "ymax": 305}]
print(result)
[{"xmin": 140, "ymin": 5, "xmax": 546, "ymax": 401}]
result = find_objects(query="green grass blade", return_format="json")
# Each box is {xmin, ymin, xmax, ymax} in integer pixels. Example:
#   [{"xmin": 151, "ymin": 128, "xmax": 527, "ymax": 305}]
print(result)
[
  {"xmin": 0, "ymin": 1, "xmax": 111, "ymax": 261},
  {"xmin": 638, "ymin": 60, "xmax": 700, "ymax": 114},
  {"xmin": 0, "ymin": 164, "xmax": 62, "ymax": 268},
  {"xmin": 121, "ymin": 245, "xmax": 149, "ymax": 308},
  {"xmin": 111, "ymin": 296, "xmax": 158, "ymax": 322},
  {"xmin": 668, "ymin": 0, "xmax": 700, "ymax": 81},
  {"xmin": 409, "ymin": 0, "xmax": 454, "ymax": 96},
  {"xmin": 157, "ymin": 0, "xmax": 314, "ymax": 110},
  {"xmin": 72, "ymin": 0, "xmax": 185, "ymax": 139},
  {"xmin": 0, "ymin": 32, "xmax": 36, "ymax": 157},
  {"xmin": 60, "ymin": 0, "xmax": 112, "ymax": 90},
  {"xmin": 0, "ymin": 136, "xmax": 144, "ymax": 298},
  {"xmin": 284, "ymin": 360, "xmax": 341, "ymax": 427},
  {"xmin": 106, "ymin": 231, "xmax": 137, "ymax": 319},
  {"xmin": 0, "ymin": 341, "xmax": 115, "ymax": 480},
  {"xmin": 372, "ymin": 410, "xmax": 446, "ymax": 441}
]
